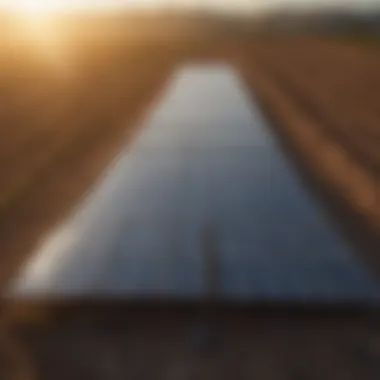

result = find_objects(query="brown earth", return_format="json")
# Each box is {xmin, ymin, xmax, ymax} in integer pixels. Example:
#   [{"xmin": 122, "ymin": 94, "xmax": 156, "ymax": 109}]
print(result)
[
  {"xmin": 1, "ymin": 303, "xmax": 380, "ymax": 380},
  {"xmin": 235, "ymin": 37, "xmax": 380, "ymax": 276}
]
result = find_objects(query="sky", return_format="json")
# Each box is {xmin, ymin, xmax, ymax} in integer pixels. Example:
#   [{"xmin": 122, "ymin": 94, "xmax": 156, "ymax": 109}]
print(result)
[{"xmin": 0, "ymin": 0, "xmax": 379, "ymax": 13}]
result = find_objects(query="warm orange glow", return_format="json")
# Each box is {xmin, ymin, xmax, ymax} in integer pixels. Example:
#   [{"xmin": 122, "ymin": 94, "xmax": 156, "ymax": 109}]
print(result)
[
  {"xmin": 6, "ymin": 6, "xmax": 72, "ymax": 78},
  {"xmin": 0, "ymin": 0, "xmax": 148, "ymax": 14},
  {"xmin": 2, "ymin": 0, "xmax": 72, "ymax": 13}
]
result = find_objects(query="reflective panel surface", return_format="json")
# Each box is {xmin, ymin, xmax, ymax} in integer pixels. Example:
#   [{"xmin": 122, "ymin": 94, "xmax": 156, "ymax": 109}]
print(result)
[{"xmin": 8, "ymin": 64, "xmax": 380, "ymax": 303}]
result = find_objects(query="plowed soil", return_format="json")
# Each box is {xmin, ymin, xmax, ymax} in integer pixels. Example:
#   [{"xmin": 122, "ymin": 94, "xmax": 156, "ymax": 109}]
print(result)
[{"xmin": 236, "ymin": 37, "xmax": 380, "ymax": 275}]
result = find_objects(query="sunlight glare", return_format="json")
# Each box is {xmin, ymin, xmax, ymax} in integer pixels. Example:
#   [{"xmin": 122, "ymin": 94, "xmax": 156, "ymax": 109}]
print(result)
[
  {"xmin": 2, "ymin": 0, "xmax": 76, "ymax": 13},
  {"xmin": 6, "ymin": 1, "xmax": 74, "ymax": 78},
  {"xmin": 0, "ymin": 0, "xmax": 145, "ymax": 14}
]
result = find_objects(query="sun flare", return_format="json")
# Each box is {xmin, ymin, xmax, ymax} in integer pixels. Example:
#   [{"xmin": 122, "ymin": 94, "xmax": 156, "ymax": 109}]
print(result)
[{"xmin": 3, "ymin": 0, "xmax": 72, "ymax": 13}]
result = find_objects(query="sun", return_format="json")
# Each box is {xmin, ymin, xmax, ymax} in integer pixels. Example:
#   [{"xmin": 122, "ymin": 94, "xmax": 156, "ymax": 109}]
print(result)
[
  {"xmin": 1, "ymin": 0, "xmax": 146, "ymax": 14},
  {"xmin": 2, "ymin": 0, "xmax": 72, "ymax": 13}
]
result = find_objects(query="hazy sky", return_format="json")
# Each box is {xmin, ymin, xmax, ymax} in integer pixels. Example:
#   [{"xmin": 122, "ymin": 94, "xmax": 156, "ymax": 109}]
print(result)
[{"xmin": 1, "ymin": 0, "xmax": 379, "ymax": 13}]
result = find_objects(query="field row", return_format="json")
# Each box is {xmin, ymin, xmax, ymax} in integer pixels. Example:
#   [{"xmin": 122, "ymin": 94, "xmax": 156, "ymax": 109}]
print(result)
[{"xmin": 238, "ymin": 38, "xmax": 380, "ymax": 271}]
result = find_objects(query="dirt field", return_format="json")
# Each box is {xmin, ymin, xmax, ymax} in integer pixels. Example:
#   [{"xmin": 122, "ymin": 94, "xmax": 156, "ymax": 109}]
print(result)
[
  {"xmin": 1, "ymin": 303, "xmax": 379, "ymax": 380},
  {"xmin": 236, "ymin": 37, "xmax": 380, "ymax": 275},
  {"xmin": 1, "ymin": 18, "xmax": 380, "ymax": 378}
]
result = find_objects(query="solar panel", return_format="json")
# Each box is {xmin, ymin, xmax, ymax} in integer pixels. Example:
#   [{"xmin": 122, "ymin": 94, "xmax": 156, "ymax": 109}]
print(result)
[{"xmin": 8, "ymin": 64, "xmax": 380, "ymax": 304}]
